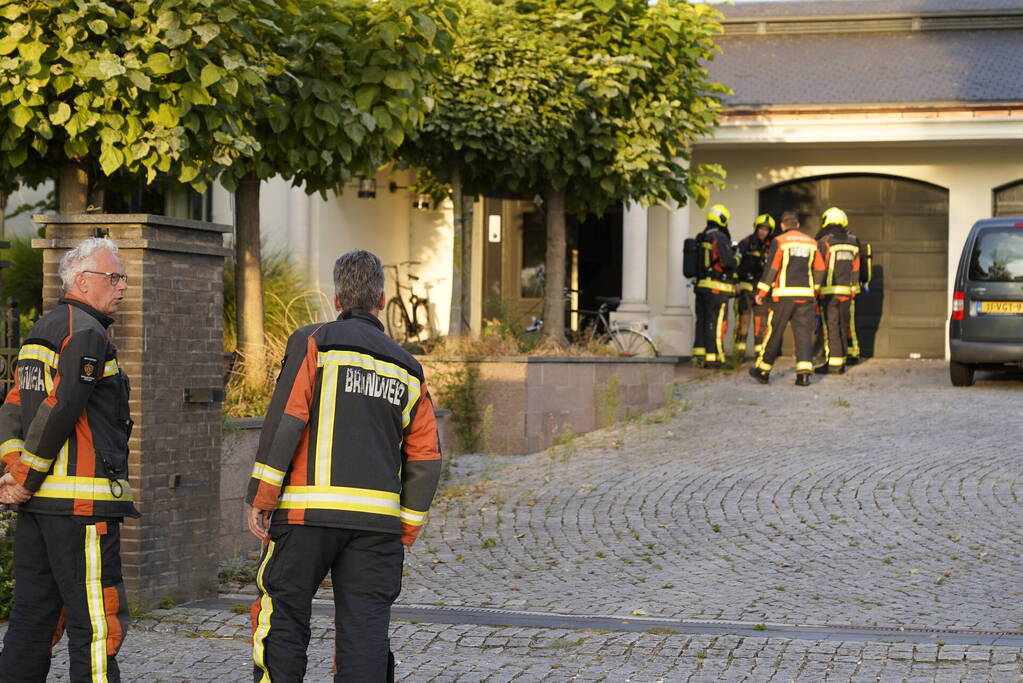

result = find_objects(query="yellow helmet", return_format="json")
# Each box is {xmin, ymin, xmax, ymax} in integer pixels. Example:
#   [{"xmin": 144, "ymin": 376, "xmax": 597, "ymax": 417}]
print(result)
[
  {"xmin": 754, "ymin": 213, "xmax": 776, "ymax": 231},
  {"xmin": 821, "ymin": 206, "xmax": 848, "ymax": 228},
  {"xmin": 707, "ymin": 204, "xmax": 730, "ymax": 228}
]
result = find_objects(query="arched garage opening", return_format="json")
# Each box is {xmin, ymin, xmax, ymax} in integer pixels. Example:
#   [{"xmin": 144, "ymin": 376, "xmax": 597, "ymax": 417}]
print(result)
[
  {"xmin": 759, "ymin": 174, "xmax": 949, "ymax": 359},
  {"xmin": 994, "ymin": 179, "xmax": 1023, "ymax": 216}
]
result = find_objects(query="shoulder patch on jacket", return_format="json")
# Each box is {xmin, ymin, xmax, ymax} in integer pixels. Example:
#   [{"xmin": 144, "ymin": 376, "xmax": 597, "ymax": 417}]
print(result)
[{"xmin": 79, "ymin": 356, "xmax": 99, "ymax": 384}]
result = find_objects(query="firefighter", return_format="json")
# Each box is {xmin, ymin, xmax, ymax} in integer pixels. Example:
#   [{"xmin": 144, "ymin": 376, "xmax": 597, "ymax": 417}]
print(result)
[
  {"xmin": 246, "ymin": 250, "xmax": 442, "ymax": 682},
  {"xmin": 847, "ymin": 242, "xmax": 873, "ymax": 364},
  {"xmin": 749, "ymin": 212, "xmax": 825, "ymax": 386},
  {"xmin": 0, "ymin": 238, "xmax": 137, "ymax": 682},
  {"xmin": 734, "ymin": 214, "xmax": 775, "ymax": 357},
  {"xmin": 816, "ymin": 207, "xmax": 861, "ymax": 373},
  {"xmin": 692, "ymin": 204, "xmax": 737, "ymax": 368}
]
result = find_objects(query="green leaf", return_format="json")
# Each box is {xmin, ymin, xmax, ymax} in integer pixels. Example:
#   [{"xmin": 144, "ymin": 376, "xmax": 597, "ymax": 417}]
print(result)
[
  {"xmin": 127, "ymin": 70, "xmax": 152, "ymax": 90},
  {"xmin": 88, "ymin": 19, "xmax": 108, "ymax": 35},
  {"xmin": 0, "ymin": 5, "xmax": 22, "ymax": 20},
  {"xmin": 99, "ymin": 145, "xmax": 124, "ymax": 176},
  {"xmin": 200, "ymin": 63, "xmax": 222, "ymax": 88},
  {"xmin": 383, "ymin": 71, "xmax": 414, "ymax": 92},
  {"xmin": 194, "ymin": 24, "xmax": 220, "ymax": 43},
  {"xmin": 180, "ymin": 82, "xmax": 213, "ymax": 106},
  {"xmin": 314, "ymin": 103, "xmax": 340, "ymax": 127},
  {"xmin": 147, "ymin": 53, "xmax": 174, "ymax": 75},
  {"xmin": 48, "ymin": 102, "xmax": 71, "ymax": 126},
  {"xmin": 153, "ymin": 103, "xmax": 179, "ymax": 127},
  {"xmin": 17, "ymin": 40, "xmax": 47, "ymax": 62},
  {"xmin": 10, "ymin": 105, "xmax": 33, "ymax": 130},
  {"xmin": 178, "ymin": 162, "xmax": 200, "ymax": 184},
  {"xmin": 355, "ymin": 85, "xmax": 378, "ymax": 111}
]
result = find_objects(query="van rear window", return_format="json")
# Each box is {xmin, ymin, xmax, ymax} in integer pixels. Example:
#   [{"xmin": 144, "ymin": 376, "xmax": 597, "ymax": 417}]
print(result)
[{"xmin": 969, "ymin": 228, "xmax": 1023, "ymax": 282}]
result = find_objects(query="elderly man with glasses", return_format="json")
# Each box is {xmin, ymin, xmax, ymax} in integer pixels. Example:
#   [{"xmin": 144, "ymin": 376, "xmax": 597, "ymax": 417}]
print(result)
[{"xmin": 0, "ymin": 237, "xmax": 137, "ymax": 683}]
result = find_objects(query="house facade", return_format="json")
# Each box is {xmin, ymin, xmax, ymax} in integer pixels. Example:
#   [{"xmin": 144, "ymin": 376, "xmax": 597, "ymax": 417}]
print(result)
[{"xmin": 7, "ymin": 0, "xmax": 1022, "ymax": 359}]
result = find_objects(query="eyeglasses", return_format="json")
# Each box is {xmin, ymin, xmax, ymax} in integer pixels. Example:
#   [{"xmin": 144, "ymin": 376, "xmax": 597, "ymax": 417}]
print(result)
[{"xmin": 83, "ymin": 271, "xmax": 128, "ymax": 286}]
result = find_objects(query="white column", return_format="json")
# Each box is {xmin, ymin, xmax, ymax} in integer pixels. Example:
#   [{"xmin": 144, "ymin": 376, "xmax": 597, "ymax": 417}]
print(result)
[
  {"xmin": 616, "ymin": 200, "xmax": 649, "ymax": 317},
  {"xmin": 287, "ymin": 184, "xmax": 311, "ymax": 281},
  {"xmin": 652, "ymin": 200, "xmax": 694, "ymax": 356}
]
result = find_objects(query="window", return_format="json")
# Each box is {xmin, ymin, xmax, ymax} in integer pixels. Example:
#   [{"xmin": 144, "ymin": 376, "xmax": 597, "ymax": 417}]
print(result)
[{"xmin": 969, "ymin": 228, "xmax": 1023, "ymax": 282}]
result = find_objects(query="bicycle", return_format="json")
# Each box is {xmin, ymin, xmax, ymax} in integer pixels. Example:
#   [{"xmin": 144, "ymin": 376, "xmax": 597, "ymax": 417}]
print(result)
[
  {"xmin": 384, "ymin": 261, "xmax": 432, "ymax": 344},
  {"xmin": 522, "ymin": 295, "xmax": 658, "ymax": 357}
]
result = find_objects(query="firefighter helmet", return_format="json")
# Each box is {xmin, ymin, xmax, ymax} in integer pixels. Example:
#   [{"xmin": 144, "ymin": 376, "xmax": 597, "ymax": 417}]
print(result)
[
  {"xmin": 707, "ymin": 204, "xmax": 730, "ymax": 228},
  {"xmin": 821, "ymin": 206, "xmax": 848, "ymax": 228},
  {"xmin": 754, "ymin": 213, "xmax": 776, "ymax": 231}
]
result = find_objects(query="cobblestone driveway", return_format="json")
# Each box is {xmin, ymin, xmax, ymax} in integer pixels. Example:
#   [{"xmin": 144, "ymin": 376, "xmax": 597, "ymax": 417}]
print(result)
[
  {"xmin": 9, "ymin": 359, "xmax": 1023, "ymax": 681},
  {"xmin": 404, "ymin": 360, "xmax": 1023, "ymax": 632}
]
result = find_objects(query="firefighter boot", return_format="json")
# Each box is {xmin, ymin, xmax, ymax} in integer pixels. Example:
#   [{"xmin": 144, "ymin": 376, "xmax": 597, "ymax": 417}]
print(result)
[
  {"xmin": 795, "ymin": 373, "xmax": 812, "ymax": 387},
  {"xmin": 748, "ymin": 367, "xmax": 769, "ymax": 384}
]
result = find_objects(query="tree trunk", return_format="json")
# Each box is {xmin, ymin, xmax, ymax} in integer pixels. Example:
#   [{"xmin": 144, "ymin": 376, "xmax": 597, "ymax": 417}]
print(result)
[
  {"xmin": 542, "ymin": 186, "xmax": 568, "ymax": 345},
  {"xmin": 234, "ymin": 172, "xmax": 266, "ymax": 387},
  {"xmin": 460, "ymin": 190, "xmax": 473, "ymax": 334},
  {"xmin": 447, "ymin": 166, "xmax": 464, "ymax": 336},
  {"xmin": 58, "ymin": 161, "xmax": 89, "ymax": 214}
]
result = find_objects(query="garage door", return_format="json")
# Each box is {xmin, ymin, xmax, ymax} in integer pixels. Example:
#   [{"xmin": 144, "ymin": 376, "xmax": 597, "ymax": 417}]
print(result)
[
  {"xmin": 994, "ymin": 180, "xmax": 1023, "ymax": 216},
  {"xmin": 760, "ymin": 174, "xmax": 948, "ymax": 358}
]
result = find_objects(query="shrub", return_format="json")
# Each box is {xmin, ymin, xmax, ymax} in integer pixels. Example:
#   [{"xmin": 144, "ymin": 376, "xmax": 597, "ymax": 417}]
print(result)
[{"xmin": 222, "ymin": 247, "xmax": 329, "ymax": 418}]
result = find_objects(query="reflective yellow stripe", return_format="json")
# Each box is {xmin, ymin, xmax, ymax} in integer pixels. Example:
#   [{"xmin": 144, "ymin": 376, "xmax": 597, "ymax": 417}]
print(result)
[
  {"xmin": 84, "ymin": 525, "xmax": 108, "ymax": 682},
  {"xmin": 704, "ymin": 353, "xmax": 717, "ymax": 362},
  {"xmin": 400, "ymin": 506, "xmax": 428, "ymax": 526},
  {"xmin": 757, "ymin": 282, "xmax": 771, "ymax": 292},
  {"xmin": 20, "ymin": 450, "xmax": 50, "ymax": 473},
  {"xmin": 738, "ymin": 282, "xmax": 754, "ymax": 291},
  {"xmin": 102, "ymin": 360, "xmax": 119, "ymax": 378},
  {"xmin": 0, "ymin": 438, "xmax": 23, "ymax": 456},
  {"xmin": 278, "ymin": 485, "xmax": 400, "ymax": 517},
  {"xmin": 54, "ymin": 442, "xmax": 69, "ymax": 477},
  {"xmin": 253, "ymin": 539, "xmax": 277, "ymax": 683},
  {"xmin": 696, "ymin": 279, "xmax": 735, "ymax": 293},
  {"xmin": 317, "ymin": 350, "xmax": 421, "ymax": 429},
  {"xmin": 252, "ymin": 463, "xmax": 286, "ymax": 487},
  {"xmin": 755, "ymin": 359, "xmax": 773, "ymax": 371},
  {"xmin": 714, "ymin": 301, "xmax": 727, "ymax": 359},
  {"xmin": 771, "ymin": 287, "xmax": 815, "ymax": 297},
  {"xmin": 821, "ymin": 285, "xmax": 854, "ymax": 295},
  {"xmin": 19, "ymin": 344, "xmax": 57, "ymax": 368},
  {"xmin": 796, "ymin": 361, "xmax": 814, "ymax": 372},
  {"xmin": 828, "ymin": 357, "xmax": 845, "ymax": 367},
  {"xmin": 314, "ymin": 363, "xmax": 340, "ymax": 486},
  {"xmin": 34, "ymin": 475, "xmax": 132, "ymax": 501}
]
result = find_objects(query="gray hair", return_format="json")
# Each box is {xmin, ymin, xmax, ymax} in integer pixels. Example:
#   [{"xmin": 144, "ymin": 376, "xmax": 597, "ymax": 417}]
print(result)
[
  {"xmin": 333, "ymin": 250, "xmax": 384, "ymax": 311},
  {"xmin": 59, "ymin": 237, "xmax": 119, "ymax": 291}
]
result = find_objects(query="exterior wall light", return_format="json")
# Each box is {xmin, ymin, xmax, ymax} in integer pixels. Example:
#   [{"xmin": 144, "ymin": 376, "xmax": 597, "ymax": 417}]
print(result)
[{"xmin": 357, "ymin": 175, "xmax": 377, "ymax": 199}]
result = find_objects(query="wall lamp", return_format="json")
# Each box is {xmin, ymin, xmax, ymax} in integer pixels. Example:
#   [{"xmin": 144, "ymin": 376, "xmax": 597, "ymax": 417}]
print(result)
[
  {"xmin": 356, "ymin": 175, "xmax": 376, "ymax": 199},
  {"xmin": 389, "ymin": 181, "xmax": 431, "ymax": 210}
]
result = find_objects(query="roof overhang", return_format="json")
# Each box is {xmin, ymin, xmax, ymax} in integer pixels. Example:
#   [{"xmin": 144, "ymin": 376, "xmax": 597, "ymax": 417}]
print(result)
[{"xmin": 698, "ymin": 103, "xmax": 1023, "ymax": 148}]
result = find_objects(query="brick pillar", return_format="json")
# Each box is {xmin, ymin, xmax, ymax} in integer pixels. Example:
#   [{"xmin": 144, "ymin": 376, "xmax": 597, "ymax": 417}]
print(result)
[{"xmin": 33, "ymin": 214, "xmax": 230, "ymax": 607}]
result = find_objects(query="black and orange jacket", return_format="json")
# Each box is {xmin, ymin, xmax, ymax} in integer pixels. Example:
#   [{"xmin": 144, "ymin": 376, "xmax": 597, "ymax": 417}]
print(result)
[
  {"xmin": 0, "ymin": 296, "xmax": 136, "ymax": 518},
  {"xmin": 736, "ymin": 232, "xmax": 771, "ymax": 291},
  {"xmin": 757, "ymin": 229, "xmax": 826, "ymax": 301},
  {"xmin": 816, "ymin": 228, "xmax": 861, "ymax": 298},
  {"xmin": 696, "ymin": 225, "xmax": 737, "ymax": 293},
  {"xmin": 245, "ymin": 309, "xmax": 441, "ymax": 546}
]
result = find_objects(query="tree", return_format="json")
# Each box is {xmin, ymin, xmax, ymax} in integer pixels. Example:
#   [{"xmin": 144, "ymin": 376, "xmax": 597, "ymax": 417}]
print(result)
[
  {"xmin": 0, "ymin": 0, "xmax": 283, "ymax": 212},
  {"xmin": 521, "ymin": 0, "xmax": 730, "ymax": 343},
  {"xmin": 399, "ymin": 0, "xmax": 583, "ymax": 335},
  {"xmin": 219, "ymin": 0, "xmax": 455, "ymax": 383}
]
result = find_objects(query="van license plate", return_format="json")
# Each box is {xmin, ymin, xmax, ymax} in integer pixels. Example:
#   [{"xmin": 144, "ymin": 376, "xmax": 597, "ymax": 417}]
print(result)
[{"xmin": 979, "ymin": 301, "xmax": 1023, "ymax": 314}]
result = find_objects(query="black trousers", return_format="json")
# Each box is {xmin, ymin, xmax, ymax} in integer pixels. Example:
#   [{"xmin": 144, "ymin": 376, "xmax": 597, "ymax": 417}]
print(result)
[
  {"xmin": 0, "ymin": 511, "xmax": 128, "ymax": 683},
  {"xmin": 694, "ymin": 288, "xmax": 730, "ymax": 363},
  {"xmin": 252, "ymin": 525, "xmax": 404, "ymax": 682},
  {"xmin": 754, "ymin": 298, "xmax": 816, "ymax": 375},
  {"xmin": 734, "ymin": 289, "xmax": 769, "ymax": 353},
  {"xmin": 821, "ymin": 295, "xmax": 853, "ymax": 368}
]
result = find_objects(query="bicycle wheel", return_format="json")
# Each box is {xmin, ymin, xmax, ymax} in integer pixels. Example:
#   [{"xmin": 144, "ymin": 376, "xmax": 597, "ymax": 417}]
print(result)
[
  {"xmin": 600, "ymin": 328, "xmax": 658, "ymax": 357},
  {"xmin": 385, "ymin": 298, "xmax": 407, "ymax": 342},
  {"xmin": 412, "ymin": 300, "xmax": 431, "ymax": 340}
]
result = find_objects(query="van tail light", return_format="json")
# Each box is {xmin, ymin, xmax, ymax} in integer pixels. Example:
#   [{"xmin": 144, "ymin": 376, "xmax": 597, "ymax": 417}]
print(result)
[{"xmin": 951, "ymin": 290, "xmax": 965, "ymax": 320}]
